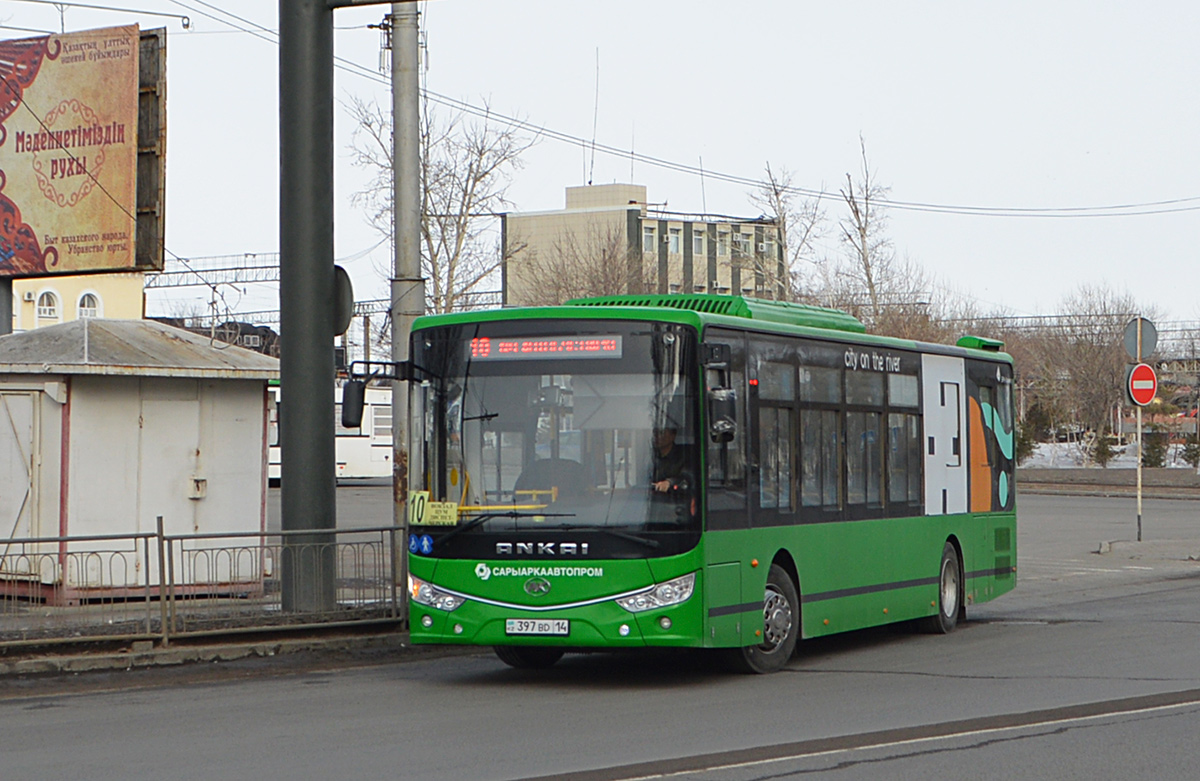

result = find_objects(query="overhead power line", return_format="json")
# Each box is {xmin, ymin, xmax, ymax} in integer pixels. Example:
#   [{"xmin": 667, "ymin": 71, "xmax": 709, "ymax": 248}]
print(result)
[{"xmin": 92, "ymin": 1, "xmax": 1200, "ymax": 222}]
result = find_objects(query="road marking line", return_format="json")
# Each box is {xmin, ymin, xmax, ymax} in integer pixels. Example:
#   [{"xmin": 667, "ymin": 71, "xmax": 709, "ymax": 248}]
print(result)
[{"xmin": 563, "ymin": 691, "xmax": 1200, "ymax": 781}]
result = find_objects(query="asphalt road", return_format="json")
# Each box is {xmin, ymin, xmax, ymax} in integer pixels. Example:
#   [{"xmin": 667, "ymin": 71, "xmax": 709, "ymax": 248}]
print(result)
[{"xmin": 4, "ymin": 491, "xmax": 1200, "ymax": 780}]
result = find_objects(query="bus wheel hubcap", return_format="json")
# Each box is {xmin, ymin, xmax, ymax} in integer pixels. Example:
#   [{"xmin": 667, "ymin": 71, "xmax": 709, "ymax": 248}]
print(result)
[
  {"xmin": 762, "ymin": 586, "xmax": 792, "ymax": 650},
  {"xmin": 941, "ymin": 560, "xmax": 959, "ymax": 617}
]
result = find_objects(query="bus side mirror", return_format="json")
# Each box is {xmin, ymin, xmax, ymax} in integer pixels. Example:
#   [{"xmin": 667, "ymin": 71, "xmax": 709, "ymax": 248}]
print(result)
[
  {"xmin": 342, "ymin": 380, "xmax": 366, "ymax": 428},
  {"xmin": 708, "ymin": 387, "xmax": 737, "ymax": 443},
  {"xmin": 702, "ymin": 343, "xmax": 731, "ymax": 368}
]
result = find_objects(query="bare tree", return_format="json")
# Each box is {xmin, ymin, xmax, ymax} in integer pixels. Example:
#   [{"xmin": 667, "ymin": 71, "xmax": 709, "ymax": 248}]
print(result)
[
  {"xmin": 1055, "ymin": 285, "xmax": 1151, "ymax": 443},
  {"xmin": 831, "ymin": 136, "xmax": 899, "ymax": 326},
  {"xmin": 347, "ymin": 96, "xmax": 536, "ymax": 313},
  {"xmin": 509, "ymin": 223, "xmax": 651, "ymax": 306},
  {"xmin": 746, "ymin": 163, "xmax": 826, "ymax": 301}
]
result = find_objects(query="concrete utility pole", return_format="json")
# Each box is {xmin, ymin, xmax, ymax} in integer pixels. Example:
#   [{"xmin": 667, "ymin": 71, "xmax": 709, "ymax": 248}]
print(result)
[
  {"xmin": 392, "ymin": 1, "xmax": 425, "ymax": 624},
  {"xmin": 279, "ymin": 0, "xmax": 338, "ymax": 612}
]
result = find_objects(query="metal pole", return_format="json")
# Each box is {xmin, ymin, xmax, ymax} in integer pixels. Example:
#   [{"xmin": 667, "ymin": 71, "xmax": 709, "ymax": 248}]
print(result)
[
  {"xmin": 0, "ymin": 278, "xmax": 12, "ymax": 336},
  {"xmin": 392, "ymin": 2, "xmax": 424, "ymax": 625},
  {"xmin": 1136, "ymin": 404, "xmax": 1143, "ymax": 543},
  {"xmin": 364, "ymin": 314, "xmax": 371, "ymax": 365},
  {"xmin": 1136, "ymin": 320, "xmax": 1143, "ymax": 543},
  {"xmin": 157, "ymin": 515, "xmax": 169, "ymax": 646},
  {"xmin": 279, "ymin": 0, "xmax": 337, "ymax": 612}
]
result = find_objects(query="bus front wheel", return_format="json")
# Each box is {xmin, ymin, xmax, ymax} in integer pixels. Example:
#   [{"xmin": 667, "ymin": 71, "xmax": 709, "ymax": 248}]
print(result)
[
  {"xmin": 730, "ymin": 563, "xmax": 799, "ymax": 674},
  {"xmin": 493, "ymin": 645, "xmax": 565, "ymax": 670},
  {"xmin": 922, "ymin": 542, "xmax": 962, "ymax": 634}
]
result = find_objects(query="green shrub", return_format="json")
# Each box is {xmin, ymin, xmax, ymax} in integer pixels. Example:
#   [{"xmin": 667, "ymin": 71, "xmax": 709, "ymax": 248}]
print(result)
[
  {"xmin": 1141, "ymin": 429, "xmax": 1168, "ymax": 469},
  {"xmin": 1015, "ymin": 421, "xmax": 1038, "ymax": 466},
  {"xmin": 1092, "ymin": 434, "xmax": 1116, "ymax": 468},
  {"xmin": 1182, "ymin": 434, "xmax": 1200, "ymax": 469}
]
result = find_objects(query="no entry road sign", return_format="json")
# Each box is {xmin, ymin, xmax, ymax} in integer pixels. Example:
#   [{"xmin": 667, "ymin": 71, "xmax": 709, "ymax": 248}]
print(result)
[{"xmin": 1128, "ymin": 362, "xmax": 1158, "ymax": 407}]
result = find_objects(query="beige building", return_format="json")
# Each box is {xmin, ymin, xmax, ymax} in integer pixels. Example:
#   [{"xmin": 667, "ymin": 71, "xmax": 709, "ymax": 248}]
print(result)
[
  {"xmin": 502, "ymin": 184, "xmax": 786, "ymax": 306},
  {"xmin": 9, "ymin": 271, "xmax": 145, "ymax": 333}
]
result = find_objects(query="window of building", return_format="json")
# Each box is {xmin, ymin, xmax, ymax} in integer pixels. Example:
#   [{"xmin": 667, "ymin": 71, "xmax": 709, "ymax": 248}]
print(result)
[
  {"xmin": 693, "ymin": 231, "xmax": 704, "ymax": 256},
  {"xmin": 77, "ymin": 293, "xmax": 100, "ymax": 318},
  {"xmin": 36, "ymin": 292, "xmax": 59, "ymax": 320},
  {"xmin": 668, "ymin": 228, "xmax": 681, "ymax": 254},
  {"xmin": 240, "ymin": 333, "xmax": 262, "ymax": 348},
  {"xmin": 717, "ymin": 230, "xmax": 729, "ymax": 256},
  {"xmin": 643, "ymin": 226, "xmax": 656, "ymax": 253},
  {"xmin": 732, "ymin": 232, "xmax": 751, "ymax": 257}
]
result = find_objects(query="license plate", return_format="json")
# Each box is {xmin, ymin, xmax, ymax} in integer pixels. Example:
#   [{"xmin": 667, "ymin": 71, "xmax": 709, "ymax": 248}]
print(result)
[{"xmin": 505, "ymin": 618, "xmax": 569, "ymax": 636}]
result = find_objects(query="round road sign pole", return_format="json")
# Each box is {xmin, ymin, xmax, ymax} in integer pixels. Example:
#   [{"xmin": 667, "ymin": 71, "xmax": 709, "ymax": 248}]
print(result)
[
  {"xmin": 1127, "ymin": 362, "xmax": 1158, "ymax": 544},
  {"xmin": 1136, "ymin": 405, "xmax": 1142, "ymax": 542}
]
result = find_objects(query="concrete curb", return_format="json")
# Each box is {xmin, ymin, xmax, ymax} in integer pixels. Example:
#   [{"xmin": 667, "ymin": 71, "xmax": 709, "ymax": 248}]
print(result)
[
  {"xmin": 0, "ymin": 631, "xmax": 477, "ymax": 678},
  {"xmin": 1094, "ymin": 539, "xmax": 1200, "ymax": 562},
  {"xmin": 1019, "ymin": 485, "xmax": 1200, "ymax": 500}
]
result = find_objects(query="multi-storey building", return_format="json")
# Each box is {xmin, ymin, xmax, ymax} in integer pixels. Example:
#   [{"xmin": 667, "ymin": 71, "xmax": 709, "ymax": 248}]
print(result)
[
  {"xmin": 9, "ymin": 272, "xmax": 145, "ymax": 333},
  {"xmin": 502, "ymin": 184, "xmax": 786, "ymax": 306}
]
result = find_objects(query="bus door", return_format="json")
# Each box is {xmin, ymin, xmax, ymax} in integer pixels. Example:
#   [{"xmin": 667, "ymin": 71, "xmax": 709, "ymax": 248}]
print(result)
[
  {"xmin": 702, "ymin": 329, "xmax": 750, "ymax": 646},
  {"xmin": 921, "ymin": 354, "xmax": 967, "ymax": 515}
]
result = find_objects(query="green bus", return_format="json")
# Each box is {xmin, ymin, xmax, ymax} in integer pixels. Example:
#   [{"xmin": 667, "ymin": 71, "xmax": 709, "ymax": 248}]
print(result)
[{"xmin": 404, "ymin": 295, "xmax": 1016, "ymax": 673}]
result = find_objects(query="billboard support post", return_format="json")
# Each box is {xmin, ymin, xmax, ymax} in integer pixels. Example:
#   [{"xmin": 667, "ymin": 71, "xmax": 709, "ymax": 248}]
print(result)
[{"xmin": 0, "ymin": 279, "xmax": 11, "ymax": 337}]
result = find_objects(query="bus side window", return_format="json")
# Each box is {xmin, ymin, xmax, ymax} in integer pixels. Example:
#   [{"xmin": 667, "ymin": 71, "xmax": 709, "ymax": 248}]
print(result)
[
  {"xmin": 799, "ymin": 365, "xmax": 842, "ymax": 515},
  {"xmin": 756, "ymin": 359, "xmax": 796, "ymax": 514},
  {"xmin": 887, "ymin": 373, "xmax": 922, "ymax": 515},
  {"xmin": 705, "ymin": 332, "xmax": 748, "ymax": 530},
  {"xmin": 845, "ymin": 371, "xmax": 884, "ymax": 516}
]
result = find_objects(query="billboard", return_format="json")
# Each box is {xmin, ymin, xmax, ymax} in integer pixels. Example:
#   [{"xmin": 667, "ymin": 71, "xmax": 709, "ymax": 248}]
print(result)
[{"xmin": 0, "ymin": 25, "xmax": 146, "ymax": 278}]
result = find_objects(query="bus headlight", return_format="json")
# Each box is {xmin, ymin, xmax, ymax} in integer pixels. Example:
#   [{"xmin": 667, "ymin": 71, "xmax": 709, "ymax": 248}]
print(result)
[
  {"xmin": 409, "ymin": 575, "xmax": 466, "ymax": 612},
  {"xmin": 615, "ymin": 572, "xmax": 696, "ymax": 613}
]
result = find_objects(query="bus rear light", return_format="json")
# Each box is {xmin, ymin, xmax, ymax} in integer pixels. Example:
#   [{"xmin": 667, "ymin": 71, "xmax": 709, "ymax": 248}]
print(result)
[
  {"xmin": 410, "ymin": 575, "xmax": 466, "ymax": 612},
  {"xmin": 615, "ymin": 572, "xmax": 696, "ymax": 613}
]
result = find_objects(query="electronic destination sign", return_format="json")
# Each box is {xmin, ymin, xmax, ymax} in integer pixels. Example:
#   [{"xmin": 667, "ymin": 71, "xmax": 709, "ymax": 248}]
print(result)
[{"xmin": 468, "ymin": 335, "xmax": 623, "ymax": 361}]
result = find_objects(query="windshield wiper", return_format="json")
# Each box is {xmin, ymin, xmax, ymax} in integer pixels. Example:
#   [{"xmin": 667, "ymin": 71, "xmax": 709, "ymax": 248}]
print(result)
[
  {"xmin": 437, "ymin": 511, "xmax": 575, "ymax": 545},
  {"xmin": 537, "ymin": 524, "xmax": 661, "ymax": 550}
]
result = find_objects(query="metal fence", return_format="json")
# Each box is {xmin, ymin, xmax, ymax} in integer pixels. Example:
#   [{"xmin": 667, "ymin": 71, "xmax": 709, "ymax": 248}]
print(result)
[{"xmin": 0, "ymin": 522, "xmax": 404, "ymax": 650}]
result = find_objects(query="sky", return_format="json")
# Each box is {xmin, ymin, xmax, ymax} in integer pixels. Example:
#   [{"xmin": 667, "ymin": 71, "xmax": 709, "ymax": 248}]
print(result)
[{"xmin": 4, "ymin": 0, "xmax": 1199, "ymax": 325}]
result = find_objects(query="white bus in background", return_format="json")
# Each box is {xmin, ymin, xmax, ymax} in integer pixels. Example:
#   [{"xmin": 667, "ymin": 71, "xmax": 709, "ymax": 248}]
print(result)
[{"xmin": 268, "ymin": 383, "xmax": 394, "ymax": 484}]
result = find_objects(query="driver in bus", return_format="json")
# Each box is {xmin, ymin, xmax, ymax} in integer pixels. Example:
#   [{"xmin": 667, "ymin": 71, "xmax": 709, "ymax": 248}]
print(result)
[{"xmin": 651, "ymin": 425, "xmax": 691, "ymax": 495}]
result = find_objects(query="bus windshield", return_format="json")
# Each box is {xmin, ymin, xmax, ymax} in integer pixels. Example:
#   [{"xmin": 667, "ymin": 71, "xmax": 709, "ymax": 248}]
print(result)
[{"xmin": 410, "ymin": 320, "xmax": 701, "ymax": 559}]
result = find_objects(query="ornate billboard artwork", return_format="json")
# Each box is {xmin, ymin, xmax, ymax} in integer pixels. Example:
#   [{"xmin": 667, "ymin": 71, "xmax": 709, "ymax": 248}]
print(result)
[{"xmin": 0, "ymin": 25, "xmax": 139, "ymax": 277}]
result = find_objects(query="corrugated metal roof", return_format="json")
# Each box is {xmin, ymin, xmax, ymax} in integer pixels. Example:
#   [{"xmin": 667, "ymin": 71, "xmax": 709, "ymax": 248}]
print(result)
[{"xmin": 0, "ymin": 319, "xmax": 279, "ymax": 379}]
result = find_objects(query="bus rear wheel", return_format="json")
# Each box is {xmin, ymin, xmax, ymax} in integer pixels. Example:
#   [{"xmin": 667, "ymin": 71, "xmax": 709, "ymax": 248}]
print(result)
[
  {"xmin": 493, "ymin": 645, "xmax": 565, "ymax": 669},
  {"xmin": 730, "ymin": 563, "xmax": 799, "ymax": 674},
  {"xmin": 922, "ymin": 542, "xmax": 962, "ymax": 634}
]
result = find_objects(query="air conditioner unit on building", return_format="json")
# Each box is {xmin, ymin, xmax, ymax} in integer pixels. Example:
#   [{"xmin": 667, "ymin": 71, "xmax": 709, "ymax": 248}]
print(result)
[
  {"xmin": 758, "ymin": 243, "xmax": 768, "ymax": 252},
  {"xmin": 23, "ymin": 291, "xmax": 35, "ymax": 302}
]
